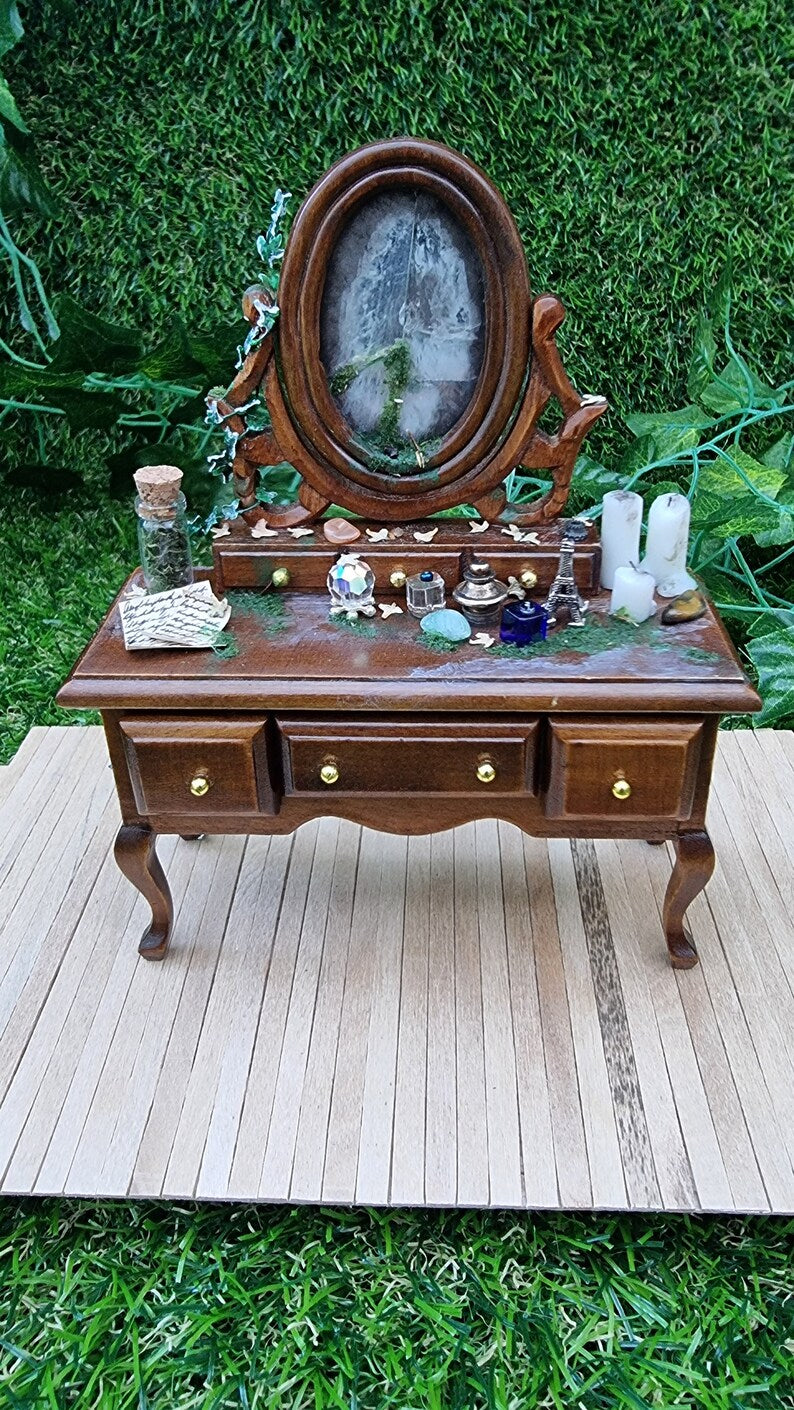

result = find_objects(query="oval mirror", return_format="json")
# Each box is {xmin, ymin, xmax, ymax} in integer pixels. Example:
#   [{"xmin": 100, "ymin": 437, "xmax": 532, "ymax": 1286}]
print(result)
[{"xmin": 319, "ymin": 189, "xmax": 486, "ymax": 472}]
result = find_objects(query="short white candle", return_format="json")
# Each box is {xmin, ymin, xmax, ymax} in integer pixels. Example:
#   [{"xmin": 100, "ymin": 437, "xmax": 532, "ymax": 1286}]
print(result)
[
  {"xmin": 641, "ymin": 492, "xmax": 696, "ymax": 598},
  {"xmin": 610, "ymin": 563, "xmax": 656, "ymax": 624},
  {"xmin": 600, "ymin": 490, "xmax": 643, "ymax": 588}
]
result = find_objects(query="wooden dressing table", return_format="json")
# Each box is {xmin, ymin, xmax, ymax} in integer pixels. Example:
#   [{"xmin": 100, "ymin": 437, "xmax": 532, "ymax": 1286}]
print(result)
[{"xmin": 58, "ymin": 139, "xmax": 760, "ymax": 968}]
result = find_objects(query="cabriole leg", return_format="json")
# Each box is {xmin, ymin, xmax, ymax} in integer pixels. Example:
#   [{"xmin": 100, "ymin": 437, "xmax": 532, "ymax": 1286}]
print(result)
[
  {"xmin": 114, "ymin": 823, "xmax": 174, "ymax": 961},
  {"xmin": 662, "ymin": 829, "xmax": 715, "ymax": 970}
]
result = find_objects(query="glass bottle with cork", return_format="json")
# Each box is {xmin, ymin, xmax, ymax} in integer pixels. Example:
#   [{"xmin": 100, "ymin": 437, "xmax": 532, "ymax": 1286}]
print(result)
[{"xmin": 134, "ymin": 465, "xmax": 194, "ymax": 594}]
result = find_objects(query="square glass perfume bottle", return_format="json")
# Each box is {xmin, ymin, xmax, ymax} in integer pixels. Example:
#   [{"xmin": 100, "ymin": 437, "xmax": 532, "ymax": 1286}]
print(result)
[
  {"xmin": 499, "ymin": 599, "xmax": 550, "ymax": 646},
  {"xmin": 406, "ymin": 569, "xmax": 446, "ymax": 618}
]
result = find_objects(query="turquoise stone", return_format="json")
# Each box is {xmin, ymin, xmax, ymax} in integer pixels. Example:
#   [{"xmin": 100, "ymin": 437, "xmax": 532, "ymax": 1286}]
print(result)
[{"xmin": 420, "ymin": 608, "xmax": 472, "ymax": 642}]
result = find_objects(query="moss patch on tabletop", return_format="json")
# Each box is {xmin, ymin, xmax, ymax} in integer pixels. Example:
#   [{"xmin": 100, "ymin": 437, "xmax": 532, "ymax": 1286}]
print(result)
[
  {"xmin": 227, "ymin": 588, "xmax": 289, "ymax": 636},
  {"xmin": 490, "ymin": 613, "xmax": 722, "ymax": 664}
]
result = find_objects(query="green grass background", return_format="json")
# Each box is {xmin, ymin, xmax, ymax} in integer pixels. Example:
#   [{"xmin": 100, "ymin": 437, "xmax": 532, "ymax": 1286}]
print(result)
[{"xmin": 1, "ymin": 3, "xmax": 794, "ymax": 1405}]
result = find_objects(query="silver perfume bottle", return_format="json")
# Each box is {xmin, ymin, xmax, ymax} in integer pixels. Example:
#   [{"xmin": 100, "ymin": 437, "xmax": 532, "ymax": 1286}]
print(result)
[{"xmin": 452, "ymin": 558, "xmax": 509, "ymax": 626}]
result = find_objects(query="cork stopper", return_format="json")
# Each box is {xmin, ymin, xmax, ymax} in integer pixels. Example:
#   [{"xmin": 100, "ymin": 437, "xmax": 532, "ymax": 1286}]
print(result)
[{"xmin": 134, "ymin": 465, "xmax": 183, "ymax": 519}]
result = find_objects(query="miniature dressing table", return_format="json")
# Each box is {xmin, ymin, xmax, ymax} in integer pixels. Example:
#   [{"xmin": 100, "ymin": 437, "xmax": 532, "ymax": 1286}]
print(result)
[{"xmin": 58, "ymin": 139, "xmax": 760, "ymax": 967}]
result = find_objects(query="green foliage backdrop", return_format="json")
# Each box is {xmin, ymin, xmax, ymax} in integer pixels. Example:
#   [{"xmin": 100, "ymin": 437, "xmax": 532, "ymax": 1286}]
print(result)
[{"xmin": 6, "ymin": 0, "xmax": 792, "ymax": 429}]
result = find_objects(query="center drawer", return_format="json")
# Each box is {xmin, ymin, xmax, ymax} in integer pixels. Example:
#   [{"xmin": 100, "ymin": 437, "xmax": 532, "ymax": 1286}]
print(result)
[{"xmin": 277, "ymin": 717, "xmax": 539, "ymax": 795}]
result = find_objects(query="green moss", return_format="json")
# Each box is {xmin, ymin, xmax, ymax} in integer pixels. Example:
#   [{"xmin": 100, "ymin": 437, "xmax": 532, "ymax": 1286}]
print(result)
[
  {"xmin": 329, "ymin": 615, "xmax": 378, "ymax": 637},
  {"xmin": 205, "ymin": 627, "xmax": 240, "ymax": 659},
  {"xmin": 420, "ymin": 630, "xmax": 462, "ymax": 653},
  {"xmin": 490, "ymin": 613, "xmax": 722, "ymax": 662},
  {"xmin": 227, "ymin": 587, "xmax": 289, "ymax": 634}
]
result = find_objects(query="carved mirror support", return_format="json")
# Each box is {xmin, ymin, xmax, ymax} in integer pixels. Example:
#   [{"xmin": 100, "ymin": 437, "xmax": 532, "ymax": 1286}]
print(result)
[{"xmin": 210, "ymin": 139, "xmax": 606, "ymax": 528}]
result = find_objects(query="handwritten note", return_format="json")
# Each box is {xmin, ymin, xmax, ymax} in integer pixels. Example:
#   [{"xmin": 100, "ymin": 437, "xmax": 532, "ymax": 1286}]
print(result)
[{"xmin": 120, "ymin": 580, "xmax": 231, "ymax": 650}]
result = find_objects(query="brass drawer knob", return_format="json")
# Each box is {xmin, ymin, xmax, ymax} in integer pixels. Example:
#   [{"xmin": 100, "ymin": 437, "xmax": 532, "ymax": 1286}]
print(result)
[
  {"xmin": 320, "ymin": 762, "xmax": 340, "ymax": 786},
  {"xmin": 190, "ymin": 775, "xmax": 211, "ymax": 798},
  {"xmin": 476, "ymin": 761, "xmax": 496, "ymax": 784},
  {"xmin": 390, "ymin": 569, "xmax": 407, "ymax": 589},
  {"xmin": 612, "ymin": 777, "xmax": 632, "ymax": 801}
]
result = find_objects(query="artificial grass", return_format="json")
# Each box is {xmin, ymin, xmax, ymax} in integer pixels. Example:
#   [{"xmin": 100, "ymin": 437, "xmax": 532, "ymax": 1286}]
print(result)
[
  {"xmin": 0, "ymin": 495, "xmax": 135, "ymax": 761},
  {"xmin": 5, "ymin": 0, "xmax": 793, "ymax": 466},
  {"xmin": 1, "ymin": 1202, "xmax": 792, "ymax": 1408}
]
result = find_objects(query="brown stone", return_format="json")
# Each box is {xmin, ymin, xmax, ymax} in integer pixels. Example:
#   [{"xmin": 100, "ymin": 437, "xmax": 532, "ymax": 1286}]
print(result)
[
  {"xmin": 323, "ymin": 516, "xmax": 361, "ymax": 544},
  {"xmin": 661, "ymin": 590, "xmax": 707, "ymax": 625}
]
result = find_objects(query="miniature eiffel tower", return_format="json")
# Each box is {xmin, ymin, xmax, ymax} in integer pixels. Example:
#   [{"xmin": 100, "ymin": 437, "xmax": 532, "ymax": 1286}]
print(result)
[{"xmin": 543, "ymin": 519, "xmax": 590, "ymax": 627}]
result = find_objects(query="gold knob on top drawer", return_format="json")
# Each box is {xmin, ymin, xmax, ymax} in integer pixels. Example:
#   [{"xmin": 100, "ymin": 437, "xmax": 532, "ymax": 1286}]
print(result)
[
  {"xmin": 190, "ymin": 775, "xmax": 211, "ymax": 797},
  {"xmin": 390, "ymin": 569, "xmax": 407, "ymax": 589},
  {"xmin": 520, "ymin": 568, "xmax": 538, "ymax": 590},
  {"xmin": 320, "ymin": 762, "xmax": 340, "ymax": 786},
  {"xmin": 476, "ymin": 761, "xmax": 496, "ymax": 784},
  {"xmin": 612, "ymin": 777, "xmax": 632, "ymax": 800}
]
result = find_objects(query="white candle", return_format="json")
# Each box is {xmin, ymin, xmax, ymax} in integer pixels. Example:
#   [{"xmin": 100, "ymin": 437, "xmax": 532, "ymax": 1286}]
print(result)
[
  {"xmin": 610, "ymin": 563, "xmax": 656, "ymax": 623},
  {"xmin": 641, "ymin": 492, "xmax": 696, "ymax": 598},
  {"xmin": 600, "ymin": 490, "xmax": 643, "ymax": 588}
]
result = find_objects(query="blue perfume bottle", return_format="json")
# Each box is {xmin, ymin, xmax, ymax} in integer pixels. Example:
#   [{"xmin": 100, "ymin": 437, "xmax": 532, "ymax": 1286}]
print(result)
[{"xmin": 499, "ymin": 599, "xmax": 550, "ymax": 646}]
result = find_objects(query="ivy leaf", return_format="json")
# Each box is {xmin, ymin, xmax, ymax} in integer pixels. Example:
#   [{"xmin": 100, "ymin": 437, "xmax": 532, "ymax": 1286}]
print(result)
[
  {"xmin": 625, "ymin": 404, "xmax": 713, "ymax": 458},
  {"xmin": 753, "ymin": 488, "xmax": 794, "ymax": 548},
  {"xmin": 0, "ymin": 74, "xmax": 27, "ymax": 132},
  {"xmin": 699, "ymin": 358, "xmax": 784, "ymax": 415},
  {"xmin": 617, "ymin": 432, "xmax": 657, "ymax": 480},
  {"xmin": 188, "ymin": 321, "xmax": 248, "ymax": 384},
  {"xmin": 707, "ymin": 265, "xmax": 733, "ymax": 329},
  {"xmin": 746, "ymin": 627, "xmax": 794, "ymax": 727},
  {"xmin": 571, "ymin": 453, "xmax": 623, "ymax": 497},
  {"xmin": 141, "ymin": 319, "xmax": 205, "ymax": 382},
  {"xmin": 0, "ymin": 126, "xmax": 56, "ymax": 217},
  {"xmin": 0, "ymin": 1, "xmax": 23, "ymax": 61},
  {"xmin": 691, "ymin": 447, "xmax": 785, "ymax": 539},
  {"xmin": 45, "ymin": 387, "xmax": 130, "ymax": 432},
  {"xmin": 762, "ymin": 432, "xmax": 794, "ymax": 476},
  {"xmin": 49, "ymin": 294, "xmax": 143, "ymax": 374},
  {"xmin": 687, "ymin": 314, "xmax": 718, "ymax": 403}
]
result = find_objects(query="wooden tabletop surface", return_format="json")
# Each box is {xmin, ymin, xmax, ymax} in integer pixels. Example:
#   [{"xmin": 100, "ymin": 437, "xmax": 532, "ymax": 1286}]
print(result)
[{"xmin": 58, "ymin": 574, "xmax": 761, "ymax": 716}]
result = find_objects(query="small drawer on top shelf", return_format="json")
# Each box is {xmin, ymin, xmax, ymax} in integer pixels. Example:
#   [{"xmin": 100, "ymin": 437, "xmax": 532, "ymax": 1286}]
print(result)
[
  {"xmin": 119, "ymin": 715, "xmax": 277, "ymax": 817},
  {"xmin": 546, "ymin": 716, "xmax": 703, "ymax": 821},
  {"xmin": 277, "ymin": 717, "xmax": 539, "ymax": 795}
]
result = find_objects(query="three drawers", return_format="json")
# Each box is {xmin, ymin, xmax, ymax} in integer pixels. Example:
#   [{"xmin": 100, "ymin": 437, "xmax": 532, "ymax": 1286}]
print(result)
[{"xmin": 116, "ymin": 711, "xmax": 705, "ymax": 825}]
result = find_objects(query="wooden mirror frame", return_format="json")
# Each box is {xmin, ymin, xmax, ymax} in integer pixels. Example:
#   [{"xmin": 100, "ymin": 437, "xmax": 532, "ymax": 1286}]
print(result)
[{"xmin": 210, "ymin": 139, "xmax": 607, "ymax": 527}]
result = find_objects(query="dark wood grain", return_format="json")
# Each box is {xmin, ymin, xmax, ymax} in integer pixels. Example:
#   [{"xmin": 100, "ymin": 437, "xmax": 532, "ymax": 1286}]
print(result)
[
  {"xmin": 663, "ymin": 830, "xmax": 716, "ymax": 969},
  {"xmin": 114, "ymin": 823, "xmax": 173, "ymax": 960}
]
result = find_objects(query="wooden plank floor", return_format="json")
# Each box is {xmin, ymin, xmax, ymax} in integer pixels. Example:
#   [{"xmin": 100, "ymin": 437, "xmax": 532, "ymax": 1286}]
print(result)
[{"xmin": 1, "ymin": 725, "xmax": 793, "ymax": 1211}]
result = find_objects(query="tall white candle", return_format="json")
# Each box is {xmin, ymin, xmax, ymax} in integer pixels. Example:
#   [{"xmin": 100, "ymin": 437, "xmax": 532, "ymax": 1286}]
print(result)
[
  {"xmin": 641, "ymin": 492, "xmax": 696, "ymax": 598},
  {"xmin": 610, "ymin": 563, "xmax": 656, "ymax": 623},
  {"xmin": 600, "ymin": 490, "xmax": 643, "ymax": 588}
]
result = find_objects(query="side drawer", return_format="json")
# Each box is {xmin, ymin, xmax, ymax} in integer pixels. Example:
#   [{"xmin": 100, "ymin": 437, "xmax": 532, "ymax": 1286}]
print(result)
[
  {"xmin": 119, "ymin": 715, "xmax": 278, "ymax": 817},
  {"xmin": 277, "ymin": 717, "xmax": 539, "ymax": 795},
  {"xmin": 546, "ymin": 716, "xmax": 703, "ymax": 821}
]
